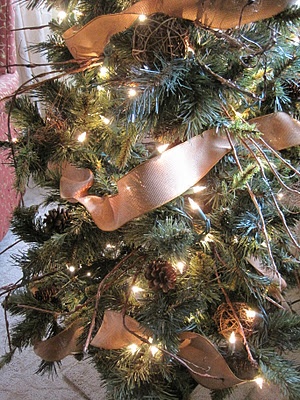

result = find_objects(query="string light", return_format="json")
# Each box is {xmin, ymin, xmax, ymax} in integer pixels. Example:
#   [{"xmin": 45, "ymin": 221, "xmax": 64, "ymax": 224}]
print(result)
[
  {"xmin": 150, "ymin": 345, "xmax": 159, "ymax": 356},
  {"xmin": 131, "ymin": 285, "xmax": 144, "ymax": 294},
  {"xmin": 188, "ymin": 197, "xmax": 200, "ymax": 210},
  {"xmin": 245, "ymin": 309, "xmax": 256, "ymax": 319},
  {"xmin": 77, "ymin": 131, "xmax": 87, "ymax": 142},
  {"xmin": 229, "ymin": 331, "xmax": 236, "ymax": 344},
  {"xmin": 138, "ymin": 14, "xmax": 147, "ymax": 22},
  {"xmin": 128, "ymin": 88, "xmax": 137, "ymax": 98},
  {"xmin": 192, "ymin": 185, "xmax": 206, "ymax": 193},
  {"xmin": 57, "ymin": 10, "xmax": 67, "ymax": 23},
  {"xmin": 128, "ymin": 343, "xmax": 139, "ymax": 354},
  {"xmin": 86, "ymin": 272, "xmax": 91, "ymax": 277},
  {"xmin": 100, "ymin": 115, "xmax": 111, "ymax": 125},
  {"xmin": 254, "ymin": 376, "xmax": 264, "ymax": 389},
  {"xmin": 99, "ymin": 66, "xmax": 109, "ymax": 78},
  {"xmin": 228, "ymin": 331, "xmax": 236, "ymax": 353},
  {"xmin": 148, "ymin": 337, "xmax": 160, "ymax": 356},
  {"xmin": 277, "ymin": 191, "xmax": 284, "ymax": 200},
  {"xmin": 175, "ymin": 261, "xmax": 185, "ymax": 274},
  {"xmin": 157, "ymin": 143, "xmax": 169, "ymax": 153},
  {"xmin": 68, "ymin": 265, "xmax": 76, "ymax": 273}
]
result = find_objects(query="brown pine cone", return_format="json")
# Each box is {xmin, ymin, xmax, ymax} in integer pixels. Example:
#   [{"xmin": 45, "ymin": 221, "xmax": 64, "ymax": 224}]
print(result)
[
  {"xmin": 33, "ymin": 285, "xmax": 59, "ymax": 304},
  {"xmin": 145, "ymin": 259, "xmax": 177, "ymax": 293},
  {"xmin": 43, "ymin": 207, "xmax": 70, "ymax": 234}
]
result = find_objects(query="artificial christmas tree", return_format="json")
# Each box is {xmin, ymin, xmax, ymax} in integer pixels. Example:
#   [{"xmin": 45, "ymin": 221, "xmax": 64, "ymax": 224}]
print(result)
[{"xmin": 1, "ymin": 1, "xmax": 300, "ymax": 399}]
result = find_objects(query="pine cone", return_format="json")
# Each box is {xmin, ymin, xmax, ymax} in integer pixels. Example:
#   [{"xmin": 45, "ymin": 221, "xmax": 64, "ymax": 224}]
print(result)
[
  {"xmin": 43, "ymin": 207, "xmax": 70, "ymax": 234},
  {"xmin": 145, "ymin": 260, "xmax": 177, "ymax": 293},
  {"xmin": 33, "ymin": 285, "xmax": 59, "ymax": 304}
]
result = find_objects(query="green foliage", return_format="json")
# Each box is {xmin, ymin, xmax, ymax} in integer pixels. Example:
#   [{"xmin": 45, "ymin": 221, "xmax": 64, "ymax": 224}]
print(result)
[
  {"xmin": 254, "ymin": 310, "xmax": 300, "ymax": 352},
  {"xmin": 258, "ymin": 349, "xmax": 300, "ymax": 400},
  {"xmin": 93, "ymin": 347, "xmax": 193, "ymax": 400},
  {"xmin": 11, "ymin": 206, "xmax": 50, "ymax": 244},
  {"xmin": 1, "ymin": 2, "xmax": 300, "ymax": 400}
]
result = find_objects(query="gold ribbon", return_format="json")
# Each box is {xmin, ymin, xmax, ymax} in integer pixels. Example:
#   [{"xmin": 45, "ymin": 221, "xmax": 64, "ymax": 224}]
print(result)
[
  {"xmin": 90, "ymin": 310, "xmax": 243, "ymax": 389},
  {"xmin": 60, "ymin": 112, "xmax": 300, "ymax": 231},
  {"xmin": 63, "ymin": 0, "xmax": 298, "ymax": 59},
  {"xmin": 34, "ymin": 320, "xmax": 84, "ymax": 362}
]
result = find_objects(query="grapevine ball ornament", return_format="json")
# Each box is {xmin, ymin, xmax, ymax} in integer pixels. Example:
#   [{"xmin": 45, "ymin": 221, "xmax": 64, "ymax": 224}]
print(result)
[
  {"xmin": 63, "ymin": 0, "xmax": 298, "ymax": 59},
  {"xmin": 214, "ymin": 302, "xmax": 259, "ymax": 339},
  {"xmin": 132, "ymin": 14, "xmax": 188, "ymax": 66}
]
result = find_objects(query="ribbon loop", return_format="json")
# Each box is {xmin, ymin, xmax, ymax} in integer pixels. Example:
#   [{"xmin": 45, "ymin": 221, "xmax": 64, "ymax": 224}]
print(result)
[
  {"xmin": 60, "ymin": 112, "xmax": 300, "ymax": 231},
  {"xmin": 63, "ymin": 0, "xmax": 298, "ymax": 59}
]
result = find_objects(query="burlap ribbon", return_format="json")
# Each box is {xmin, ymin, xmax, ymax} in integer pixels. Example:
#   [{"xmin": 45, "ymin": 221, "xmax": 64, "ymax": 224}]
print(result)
[
  {"xmin": 90, "ymin": 310, "xmax": 243, "ymax": 389},
  {"xmin": 60, "ymin": 112, "xmax": 300, "ymax": 231},
  {"xmin": 63, "ymin": 0, "xmax": 298, "ymax": 59},
  {"xmin": 34, "ymin": 320, "xmax": 84, "ymax": 362}
]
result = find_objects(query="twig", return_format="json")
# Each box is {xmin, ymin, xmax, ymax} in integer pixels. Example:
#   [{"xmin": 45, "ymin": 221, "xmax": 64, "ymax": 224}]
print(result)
[
  {"xmin": 214, "ymin": 249, "xmax": 258, "ymax": 366},
  {"xmin": 241, "ymin": 137, "xmax": 300, "ymax": 251},
  {"xmin": 200, "ymin": 62, "xmax": 259, "ymax": 99},
  {"xmin": 257, "ymin": 136, "xmax": 300, "ymax": 178},
  {"xmin": 0, "ymin": 239, "xmax": 23, "ymax": 255},
  {"xmin": 12, "ymin": 24, "xmax": 50, "ymax": 31},
  {"xmin": 83, "ymin": 249, "xmax": 137, "ymax": 353},
  {"xmin": 225, "ymin": 129, "xmax": 280, "ymax": 282},
  {"xmin": 0, "ymin": 271, "xmax": 57, "ymax": 297},
  {"xmin": 247, "ymin": 136, "xmax": 300, "ymax": 194},
  {"xmin": 3, "ymin": 294, "xmax": 12, "ymax": 352}
]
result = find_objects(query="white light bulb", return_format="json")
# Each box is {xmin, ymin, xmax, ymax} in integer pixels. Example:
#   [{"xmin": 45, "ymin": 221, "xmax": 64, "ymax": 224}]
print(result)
[
  {"xmin": 192, "ymin": 185, "xmax": 206, "ymax": 193},
  {"xmin": 128, "ymin": 88, "xmax": 137, "ymax": 98},
  {"xmin": 157, "ymin": 144, "xmax": 169, "ymax": 154},
  {"xmin": 138, "ymin": 14, "xmax": 147, "ymax": 22},
  {"xmin": 277, "ymin": 191, "xmax": 284, "ymax": 200},
  {"xmin": 150, "ymin": 345, "xmax": 159, "ymax": 356},
  {"xmin": 57, "ymin": 10, "xmax": 67, "ymax": 23},
  {"xmin": 188, "ymin": 197, "xmax": 199, "ymax": 210},
  {"xmin": 128, "ymin": 343, "xmax": 139, "ymax": 354},
  {"xmin": 77, "ymin": 131, "xmax": 87, "ymax": 142},
  {"xmin": 229, "ymin": 331, "xmax": 236, "ymax": 344},
  {"xmin": 132, "ymin": 285, "xmax": 144, "ymax": 294},
  {"xmin": 176, "ymin": 262, "xmax": 185, "ymax": 274},
  {"xmin": 99, "ymin": 66, "xmax": 109, "ymax": 77},
  {"xmin": 68, "ymin": 265, "xmax": 76, "ymax": 273},
  {"xmin": 245, "ymin": 309, "xmax": 256, "ymax": 319},
  {"xmin": 100, "ymin": 115, "xmax": 111, "ymax": 125},
  {"xmin": 254, "ymin": 376, "xmax": 264, "ymax": 389}
]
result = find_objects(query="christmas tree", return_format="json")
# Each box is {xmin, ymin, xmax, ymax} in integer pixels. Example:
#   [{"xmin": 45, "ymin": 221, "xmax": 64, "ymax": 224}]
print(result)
[{"xmin": 1, "ymin": 1, "xmax": 300, "ymax": 399}]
